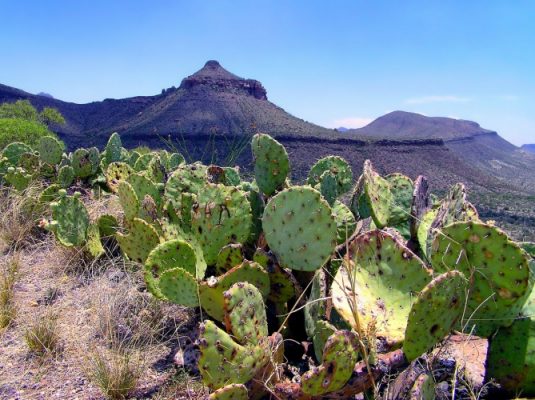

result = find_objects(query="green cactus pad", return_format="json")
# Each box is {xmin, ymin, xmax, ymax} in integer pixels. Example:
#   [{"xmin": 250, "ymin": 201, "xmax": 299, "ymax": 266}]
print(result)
[
  {"xmin": 304, "ymin": 270, "xmax": 327, "ymax": 338},
  {"xmin": 223, "ymin": 282, "xmax": 268, "ymax": 344},
  {"xmin": 385, "ymin": 173, "xmax": 414, "ymax": 226},
  {"xmin": 251, "ymin": 133, "xmax": 289, "ymax": 196},
  {"xmin": 1, "ymin": 142, "xmax": 33, "ymax": 165},
  {"xmin": 308, "ymin": 155, "xmax": 353, "ymax": 195},
  {"xmin": 332, "ymin": 230, "xmax": 432, "ymax": 345},
  {"xmin": 199, "ymin": 261, "xmax": 269, "ymax": 321},
  {"xmin": 318, "ymin": 170, "xmax": 339, "ymax": 206},
  {"xmin": 127, "ymin": 173, "xmax": 162, "ymax": 208},
  {"xmin": 127, "ymin": 150, "xmax": 140, "ymax": 167},
  {"xmin": 215, "ymin": 243, "xmax": 244, "ymax": 275},
  {"xmin": 144, "ymin": 238, "xmax": 201, "ymax": 298},
  {"xmin": 486, "ymin": 283, "xmax": 535, "ymax": 395},
  {"xmin": 37, "ymin": 136, "xmax": 63, "ymax": 165},
  {"xmin": 520, "ymin": 242, "xmax": 535, "ymax": 258},
  {"xmin": 138, "ymin": 194, "xmax": 160, "ymax": 225},
  {"xmin": 361, "ymin": 160, "xmax": 393, "ymax": 227},
  {"xmin": 168, "ymin": 152, "xmax": 185, "ymax": 171},
  {"xmin": 191, "ymin": 184, "xmax": 252, "ymax": 265},
  {"xmin": 301, "ymin": 330, "xmax": 359, "ymax": 395},
  {"xmin": 39, "ymin": 184, "xmax": 61, "ymax": 203},
  {"xmin": 158, "ymin": 267, "xmax": 200, "ymax": 307},
  {"xmin": 165, "ymin": 162, "xmax": 208, "ymax": 208},
  {"xmin": 48, "ymin": 191, "xmax": 90, "ymax": 247},
  {"xmin": 263, "ymin": 186, "xmax": 337, "ymax": 271},
  {"xmin": 133, "ymin": 153, "xmax": 154, "ymax": 172},
  {"xmin": 58, "ymin": 165, "xmax": 75, "ymax": 188},
  {"xmin": 239, "ymin": 181, "xmax": 264, "ymax": 242},
  {"xmin": 222, "ymin": 166, "xmax": 240, "ymax": 186},
  {"xmin": 430, "ymin": 221, "xmax": 531, "ymax": 336},
  {"xmin": 312, "ymin": 320, "xmax": 337, "ymax": 362},
  {"xmin": 117, "ymin": 181, "xmax": 140, "ymax": 222},
  {"xmin": 103, "ymin": 132, "xmax": 122, "ymax": 166},
  {"xmin": 410, "ymin": 176, "xmax": 431, "ymax": 240},
  {"xmin": 72, "ymin": 148, "xmax": 95, "ymax": 178},
  {"xmin": 5, "ymin": 167, "xmax": 31, "ymax": 190},
  {"xmin": 85, "ymin": 223, "xmax": 105, "ymax": 259},
  {"xmin": 209, "ymin": 384, "xmax": 248, "ymax": 400},
  {"xmin": 18, "ymin": 152, "xmax": 40, "ymax": 171},
  {"xmin": 106, "ymin": 162, "xmax": 133, "ymax": 192},
  {"xmin": 198, "ymin": 320, "xmax": 269, "ymax": 389},
  {"xmin": 266, "ymin": 263, "xmax": 297, "ymax": 305},
  {"xmin": 332, "ymin": 201, "xmax": 357, "ymax": 245},
  {"xmin": 116, "ymin": 218, "xmax": 160, "ymax": 263},
  {"xmin": 403, "ymin": 271, "xmax": 467, "ymax": 361},
  {"xmin": 146, "ymin": 155, "xmax": 166, "ymax": 183}
]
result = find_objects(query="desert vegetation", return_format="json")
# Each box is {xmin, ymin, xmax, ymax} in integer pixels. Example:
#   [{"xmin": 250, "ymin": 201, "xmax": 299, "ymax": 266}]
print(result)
[{"xmin": 0, "ymin": 131, "xmax": 534, "ymax": 399}]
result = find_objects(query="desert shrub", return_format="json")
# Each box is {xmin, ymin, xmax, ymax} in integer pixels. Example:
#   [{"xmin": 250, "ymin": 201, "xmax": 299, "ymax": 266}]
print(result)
[{"xmin": 0, "ymin": 118, "xmax": 57, "ymax": 150}]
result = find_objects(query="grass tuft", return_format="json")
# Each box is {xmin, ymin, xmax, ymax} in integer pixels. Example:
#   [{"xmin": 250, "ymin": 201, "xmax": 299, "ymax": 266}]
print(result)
[
  {"xmin": 85, "ymin": 348, "xmax": 142, "ymax": 400},
  {"xmin": 0, "ymin": 254, "xmax": 20, "ymax": 329},
  {"xmin": 24, "ymin": 311, "xmax": 61, "ymax": 356}
]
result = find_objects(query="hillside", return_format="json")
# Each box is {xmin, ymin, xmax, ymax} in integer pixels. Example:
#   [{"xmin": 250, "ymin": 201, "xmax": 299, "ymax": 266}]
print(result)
[{"xmin": 522, "ymin": 144, "xmax": 535, "ymax": 153}]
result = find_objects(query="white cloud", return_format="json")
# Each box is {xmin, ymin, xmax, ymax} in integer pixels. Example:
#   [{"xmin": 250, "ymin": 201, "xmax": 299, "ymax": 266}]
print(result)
[
  {"xmin": 329, "ymin": 117, "xmax": 373, "ymax": 129},
  {"xmin": 404, "ymin": 95, "xmax": 471, "ymax": 105}
]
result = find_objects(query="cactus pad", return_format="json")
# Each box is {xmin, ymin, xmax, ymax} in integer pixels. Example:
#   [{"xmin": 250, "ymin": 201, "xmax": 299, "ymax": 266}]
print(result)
[
  {"xmin": 58, "ymin": 165, "xmax": 75, "ymax": 188},
  {"xmin": 117, "ymin": 181, "xmax": 140, "ymax": 222},
  {"xmin": 158, "ymin": 267, "xmax": 200, "ymax": 307},
  {"xmin": 308, "ymin": 155, "xmax": 353, "ymax": 195},
  {"xmin": 191, "ymin": 184, "xmax": 252, "ymax": 265},
  {"xmin": 301, "ymin": 330, "xmax": 359, "ymax": 395},
  {"xmin": 430, "ymin": 221, "xmax": 531, "ymax": 336},
  {"xmin": 47, "ymin": 191, "xmax": 90, "ymax": 247},
  {"xmin": 106, "ymin": 162, "xmax": 133, "ymax": 192},
  {"xmin": 199, "ymin": 261, "xmax": 269, "ymax": 321},
  {"xmin": 37, "ymin": 136, "xmax": 63, "ymax": 165},
  {"xmin": 385, "ymin": 173, "xmax": 414, "ymax": 226},
  {"xmin": 209, "ymin": 384, "xmax": 248, "ymax": 400},
  {"xmin": 1, "ymin": 142, "xmax": 32, "ymax": 165},
  {"xmin": 263, "ymin": 186, "xmax": 337, "ymax": 271},
  {"xmin": 116, "ymin": 218, "xmax": 160, "ymax": 263},
  {"xmin": 86, "ymin": 223, "xmax": 105, "ymax": 259},
  {"xmin": 127, "ymin": 173, "xmax": 162, "ymax": 208},
  {"xmin": 223, "ymin": 282, "xmax": 268, "ymax": 344},
  {"xmin": 318, "ymin": 170, "xmax": 339, "ymax": 206},
  {"xmin": 251, "ymin": 133, "xmax": 289, "ymax": 196},
  {"xmin": 332, "ymin": 230, "xmax": 432, "ymax": 345},
  {"xmin": 215, "ymin": 243, "xmax": 244, "ymax": 274},
  {"xmin": 165, "ymin": 163, "xmax": 208, "ymax": 208},
  {"xmin": 312, "ymin": 320, "xmax": 336, "ymax": 362},
  {"xmin": 332, "ymin": 201, "xmax": 357, "ymax": 245},
  {"xmin": 103, "ymin": 132, "xmax": 122, "ymax": 166},
  {"xmin": 304, "ymin": 270, "xmax": 327, "ymax": 338},
  {"xmin": 403, "ymin": 271, "xmax": 467, "ymax": 361}
]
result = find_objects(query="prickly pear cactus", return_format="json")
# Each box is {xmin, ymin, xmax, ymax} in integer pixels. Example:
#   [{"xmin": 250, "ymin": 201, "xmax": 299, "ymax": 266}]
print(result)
[
  {"xmin": 430, "ymin": 221, "xmax": 531, "ymax": 336},
  {"xmin": 46, "ymin": 190, "xmax": 89, "ymax": 247},
  {"xmin": 263, "ymin": 186, "xmax": 337, "ymax": 271},
  {"xmin": 158, "ymin": 267, "xmax": 200, "ymax": 307},
  {"xmin": 332, "ymin": 230, "xmax": 432, "ymax": 345},
  {"xmin": 304, "ymin": 270, "xmax": 327, "ymax": 338},
  {"xmin": 85, "ymin": 223, "xmax": 105, "ymax": 259},
  {"xmin": 251, "ymin": 133, "xmax": 289, "ymax": 196},
  {"xmin": 403, "ymin": 271, "xmax": 466, "ymax": 361},
  {"xmin": 168, "ymin": 152, "xmax": 185, "ymax": 171},
  {"xmin": 386, "ymin": 173, "xmax": 414, "ymax": 237},
  {"xmin": 198, "ymin": 283, "xmax": 272, "ymax": 390},
  {"xmin": 72, "ymin": 148, "xmax": 94, "ymax": 178},
  {"xmin": 105, "ymin": 162, "xmax": 133, "ymax": 192},
  {"xmin": 116, "ymin": 217, "xmax": 160, "ymax": 263},
  {"xmin": 190, "ymin": 184, "xmax": 252, "ymax": 265},
  {"xmin": 318, "ymin": 170, "xmax": 338, "ymax": 206},
  {"xmin": 350, "ymin": 160, "xmax": 393, "ymax": 227},
  {"xmin": 57, "ymin": 165, "xmax": 75, "ymax": 188},
  {"xmin": 215, "ymin": 243, "xmax": 244, "ymax": 275},
  {"xmin": 144, "ymin": 238, "xmax": 203, "ymax": 298},
  {"xmin": 209, "ymin": 384, "xmax": 248, "ymax": 400},
  {"xmin": 37, "ymin": 136, "xmax": 63, "ymax": 165},
  {"xmin": 5, "ymin": 167, "xmax": 32, "ymax": 190},
  {"xmin": 1, "ymin": 142, "xmax": 33, "ymax": 165},
  {"xmin": 486, "ymin": 284, "xmax": 535, "ymax": 395},
  {"xmin": 164, "ymin": 163, "xmax": 207, "ymax": 209},
  {"xmin": 117, "ymin": 181, "xmax": 140, "ymax": 223},
  {"xmin": 127, "ymin": 173, "xmax": 162, "ymax": 209},
  {"xmin": 103, "ymin": 132, "xmax": 122, "ymax": 166},
  {"xmin": 301, "ymin": 330, "xmax": 359, "ymax": 395},
  {"xmin": 332, "ymin": 200, "xmax": 357, "ymax": 245},
  {"xmin": 308, "ymin": 155, "xmax": 353, "ymax": 195},
  {"xmin": 18, "ymin": 152, "xmax": 40, "ymax": 171},
  {"xmin": 199, "ymin": 261, "xmax": 269, "ymax": 321},
  {"xmin": 312, "ymin": 320, "xmax": 337, "ymax": 362}
]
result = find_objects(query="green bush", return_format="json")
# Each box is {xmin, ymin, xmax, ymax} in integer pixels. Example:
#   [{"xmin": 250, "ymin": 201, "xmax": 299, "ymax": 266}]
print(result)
[{"xmin": 0, "ymin": 118, "xmax": 58, "ymax": 151}]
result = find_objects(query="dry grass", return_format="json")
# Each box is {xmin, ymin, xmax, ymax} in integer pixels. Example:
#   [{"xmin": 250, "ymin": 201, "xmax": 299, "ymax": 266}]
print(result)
[
  {"xmin": 24, "ymin": 310, "xmax": 61, "ymax": 356},
  {"xmin": 0, "ymin": 253, "xmax": 20, "ymax": 329},
  {"xmin": 85, "ymin": 348, "xmax": 143, "ymax": 400},
  {"xmin": 0, "ymin": 183, "xmax": 48, "ymax": 250}
]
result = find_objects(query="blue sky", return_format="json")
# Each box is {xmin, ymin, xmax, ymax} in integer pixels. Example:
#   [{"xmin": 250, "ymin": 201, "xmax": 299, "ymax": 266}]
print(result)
[{"xmin": 1, "ymin": 1, "xmax": 534, "ymax": 145}]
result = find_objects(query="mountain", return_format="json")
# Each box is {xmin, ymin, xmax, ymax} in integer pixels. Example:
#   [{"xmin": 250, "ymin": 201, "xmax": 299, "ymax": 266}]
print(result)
[
  {"xmin": 522, "ymin": 144, "xmax": 535, "ymax": 153},
  {"xmin": 0, "ymin": 60, "xmax": 333, "ymax": 148},
  {"xmin": 1, "ymin": 62, "xmax": 534, "ymax": 196}
]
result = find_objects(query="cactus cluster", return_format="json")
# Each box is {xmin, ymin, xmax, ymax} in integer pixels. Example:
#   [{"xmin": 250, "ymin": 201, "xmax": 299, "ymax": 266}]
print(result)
[{"xmin": 3, "ymin": 130, "xmax": 534, "ymax": 398}]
